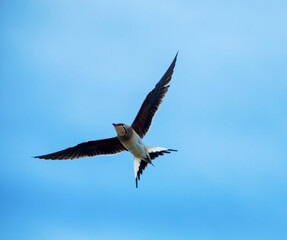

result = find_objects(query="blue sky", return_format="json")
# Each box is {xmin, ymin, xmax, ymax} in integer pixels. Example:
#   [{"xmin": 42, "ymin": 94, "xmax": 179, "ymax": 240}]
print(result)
[{"xmin": 1, "ymin": 0, "xmax": 287, "ymax": 239}]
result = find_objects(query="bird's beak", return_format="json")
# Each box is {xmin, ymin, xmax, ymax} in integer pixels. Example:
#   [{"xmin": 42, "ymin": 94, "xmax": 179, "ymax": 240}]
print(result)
[{"xmin": 112, "ymin": 123, "xmax": 117, "ymax": 126}]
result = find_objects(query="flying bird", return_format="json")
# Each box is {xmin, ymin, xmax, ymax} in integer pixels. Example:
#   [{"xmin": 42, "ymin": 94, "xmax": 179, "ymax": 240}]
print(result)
[{"xmin": 35, "ymin": 53, "xmax": 178, "ymax": 188}]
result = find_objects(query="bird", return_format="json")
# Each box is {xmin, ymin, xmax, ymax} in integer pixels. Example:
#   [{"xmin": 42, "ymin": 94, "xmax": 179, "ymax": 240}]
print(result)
[{"xmin": 35, "ymin": 53, "xmax": 178, "ymax": 188}]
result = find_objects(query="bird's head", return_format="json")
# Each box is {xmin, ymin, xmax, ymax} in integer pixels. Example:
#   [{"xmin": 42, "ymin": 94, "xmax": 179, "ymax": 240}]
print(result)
[{"xmin": 113, "ymin": 123, "xmax": 128, "ymax": 137}]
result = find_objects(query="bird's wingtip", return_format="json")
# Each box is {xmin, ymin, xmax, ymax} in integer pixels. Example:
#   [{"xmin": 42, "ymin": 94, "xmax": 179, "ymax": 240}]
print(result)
[
  {"xmin": 168, "ymin": 149, "xmax": 178, "ymax": 152},
  {"xmin": 34, "ymin": 155, "xmax": 51, "ymax": 160},
  {"xmin": 172, "ymin": 52, "xmax": 178, "ymax": 64}
]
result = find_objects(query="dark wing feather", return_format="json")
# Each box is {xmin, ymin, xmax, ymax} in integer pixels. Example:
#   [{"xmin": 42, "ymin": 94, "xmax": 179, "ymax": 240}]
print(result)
[
  {"xmin": 35, "ymin": 137, "xmax": 126, "ymax": 160},
  {"xmin": 131, "ymin": 53, "xmax": 178, "ymax": 138},
  {"xmin": 149, "ymin": 149, "xmax": 177, "ymax": 160},
  {"xmin": 136, "ymin": 160, "xmax": 148, "ymax": 188}
]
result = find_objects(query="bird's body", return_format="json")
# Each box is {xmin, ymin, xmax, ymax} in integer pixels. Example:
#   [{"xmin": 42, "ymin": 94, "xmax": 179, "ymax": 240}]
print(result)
[
  {"xmin": 118, "ymin": 128, "xmax": 147, "ymax": 160},
  {"xmin": 115, "ymin": 124, "xmax": 148, "ymax": 161},
  {"xmin": 35, "ymin": 53, "xmax": 178, "ymax": 188},
  {"xmin": 113, "ymin": 123, "xmax": 175, "ymax": 187}
]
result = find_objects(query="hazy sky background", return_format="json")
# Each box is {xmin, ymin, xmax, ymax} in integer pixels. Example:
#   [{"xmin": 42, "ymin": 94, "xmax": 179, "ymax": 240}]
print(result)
[{"xmin": 1, "ymin": 0, "xmax": 287, "ymax": 239}]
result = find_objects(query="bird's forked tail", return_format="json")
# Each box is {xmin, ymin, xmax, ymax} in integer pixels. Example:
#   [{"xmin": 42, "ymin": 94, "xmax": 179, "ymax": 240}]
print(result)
[{"xmin": 134, "ymin": 146, "xmax": 177, "ymax": 188}]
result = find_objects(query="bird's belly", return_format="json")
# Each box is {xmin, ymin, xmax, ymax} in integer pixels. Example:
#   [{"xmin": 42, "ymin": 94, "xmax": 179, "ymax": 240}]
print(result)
[
  {"xmin": 121, "ymin": 137, "xmax": 147, "ymax": 159},
  {"xmin": 128, "ymin": 144, "xmax": 146, "ymax": 159}
]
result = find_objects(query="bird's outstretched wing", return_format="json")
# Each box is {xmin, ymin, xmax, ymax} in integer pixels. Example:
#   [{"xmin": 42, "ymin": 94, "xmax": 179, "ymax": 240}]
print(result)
[
  {"xmin": 35, "ymin": 137, "xmax": 126, "ymax": 160},
  {"xmin": 131, "ymin": 53, "xmax": 178, "ymax": 138}
]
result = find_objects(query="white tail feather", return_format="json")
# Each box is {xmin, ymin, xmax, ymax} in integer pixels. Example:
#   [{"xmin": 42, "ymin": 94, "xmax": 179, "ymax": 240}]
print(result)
[{"xmin": 134, "ymin": 157, "xmax": 141, "ymax": 178}]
